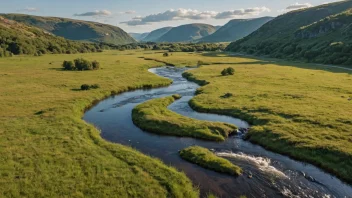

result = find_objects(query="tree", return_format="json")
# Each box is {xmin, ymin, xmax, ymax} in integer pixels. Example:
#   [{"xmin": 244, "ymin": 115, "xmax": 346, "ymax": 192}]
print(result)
[
  {"xmin": 92, "ymin": 60, "xmax": 100, "ymax": 70},
  {"xmin": 163, "ymin": 52, "xmax": 169, "ymax": 57},
  {"xmin": 62, "ymin": 60, "xmax": 75, "ymax": 70},
  {"xmin": 221, "ymin": 67, "xmax": 235, "ymax": 76}
]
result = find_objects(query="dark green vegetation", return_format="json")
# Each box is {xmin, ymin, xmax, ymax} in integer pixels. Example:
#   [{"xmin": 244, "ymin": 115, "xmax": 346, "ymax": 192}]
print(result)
[
  {"xmin": 132, "ymin": 95, "xmax": 237, "ymax": 141},
  {"xmin": 1, "ymin": 14, "xmax": 136, "ymax": 45},
  {"xmin": 179, "ymin": 146, "xmax": 242, "ymax": 176},
  {"xmin": 129, "ymin": 32, "xmax": 149, "ymax": 41},
  {"xmin": 63, "ymin": 58, "xmax": 100, "ymax": 71},
  {"xmin": 142, "ymin": 27, "xmax": 173, "ymax": 42},
  {"xmin": 81, "ymin": 84, "xmax": 100, "ymax": 90},
  {"xmin": 226, "ymin": 1, "xmax": 352, "ymax": 66},
  {"xmin": 0, "ymin": 51, "xmax": 200, "ymax": 197},
  {"xmin": 157, "ymin": 24, "xmax": 217, "ymax": 42},
  {"xmin": 221, "ymin": 67, "xmax": 235, "ymax": 76},
  {"xmin": 152, "ymin": 43, "xmax": 227, "ymax": 52},
  {"xmin": 0, "ymin": 16, "xmax": 103, "ymax": 57},
  {"xmin": 199, "ymin": 17, "xmax": 273, "ymax": 43}
]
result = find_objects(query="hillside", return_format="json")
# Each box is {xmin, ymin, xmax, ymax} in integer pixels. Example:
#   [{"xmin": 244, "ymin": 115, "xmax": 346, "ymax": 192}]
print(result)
[
  {"xmin": 142, "ymin": 27, "xmax": 173, "ymax": 42},
  {"xmin": 157, "ymin": 24, "xmax": 217, "ymax": 42},
  {"xmin": 129, "ymin": 32, "xmax": 149, "ymax": 41},
  {"xmin": 199, "ymin": 17, "xmax": 273, "ymax": 43},
  {"xmin": 0, "ymin": 16, "xmax": 101, "ymax": 57},
  {"xmin": 1, "ymin": 14, "xmax": 136, "ymax": 45},
  {"xmin": 226, "ymin": 1, "xmax": 352, "ymax": 66}
]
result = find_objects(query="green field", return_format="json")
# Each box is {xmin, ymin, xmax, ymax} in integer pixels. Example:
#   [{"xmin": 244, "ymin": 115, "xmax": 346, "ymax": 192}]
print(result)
[
  {"xmin": 180, "ymin": 146, "xmax": 242, "ymax": 176},
  {"xmin": 0, "ymin": 50, "xmax": 351, "ymax": 197},
  {"xmin": 132, "ymin": 95, "xmax": 237, "ymax": 141},
  {"xmin": 0, "ymin": 51, "xmax": 199, "ymax": 197}
]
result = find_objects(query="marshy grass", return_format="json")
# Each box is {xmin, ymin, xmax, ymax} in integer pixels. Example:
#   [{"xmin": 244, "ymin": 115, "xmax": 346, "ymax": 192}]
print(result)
[
  {"xmin": 132, "ymin": 94, "xmax": 237, "ymax": 141},
  {"xmin": 179, "ymin": 146, "xmax": 242, "ymax": 176}
]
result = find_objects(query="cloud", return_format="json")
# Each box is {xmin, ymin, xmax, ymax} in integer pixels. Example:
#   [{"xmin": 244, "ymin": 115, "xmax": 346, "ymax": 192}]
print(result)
[
  {"xmin": 18, "ymin": 7, "xmax": 39, "ymax": 12},
  {"xmin": 278, "ymin": 2, "xmax": 312, "ymax": 12},
  {"xmin": 121, "ymin": 10, "xmax": 136, "ymax": 14},
  {"xmin": 215, "ymin": 7, "xmax": 271, "ymax": 19},
  {"xmin": 286, "ymin": 3, "xmax": 312, "ymax": 10},
  {"xmin": 121, "ymin": 7, "xmax": 270, "ymax": 26},
  {"xmin": 74, "ymin": 10, "xmax": 112, "ymax": 17}
]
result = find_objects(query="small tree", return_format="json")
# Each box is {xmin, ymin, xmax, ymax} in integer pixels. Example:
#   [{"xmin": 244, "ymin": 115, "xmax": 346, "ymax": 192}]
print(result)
[
  {"xmin": 163, "ymin": 52, "xmax": 169, "ymax": 57},
  {"xmin": 92, "ymin": 60, "xmax": 100, "ymax": 70},
  {"xmin": 221, "ymin": 67, "xmax": 235, "ymax": 76},
  {"xmin": 62, "ymin": 60, "xmax": 75, "ymax": 70},
  {"xmin": 81, "ymin": 84, "xmax": 90, "ymax": 90}
]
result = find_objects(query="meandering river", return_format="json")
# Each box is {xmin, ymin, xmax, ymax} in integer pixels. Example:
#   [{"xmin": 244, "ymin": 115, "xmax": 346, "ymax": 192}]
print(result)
[{"xmin": 84, "ymin": 67, "xmax": 352, "ymax": 198}]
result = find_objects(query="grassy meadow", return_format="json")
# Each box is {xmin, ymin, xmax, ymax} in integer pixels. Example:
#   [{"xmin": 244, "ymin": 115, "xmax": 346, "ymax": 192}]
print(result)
[
  {"xmin": 0, "ymin": 50, "xmax": 199, "ymax": 198},
  {"xmin": 179, "ymin": 146, "xmax": 242, "ymax": 176},
  {"xmin": 132, "ymin": 94, "xmax": 237, "ymax": 141},
  {"xmin": 1, "ymin": 49, "xmax": 351, "ymax": 197},
  {"xmin": 174, "ymin": 53, "xmax": 352, "ymax": 184}
]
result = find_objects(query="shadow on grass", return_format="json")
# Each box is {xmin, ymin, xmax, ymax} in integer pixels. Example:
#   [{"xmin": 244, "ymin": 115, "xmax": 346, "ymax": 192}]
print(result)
[{"xmin": 71, "ymin": 88, "xmax": 82, "ymax": 92}]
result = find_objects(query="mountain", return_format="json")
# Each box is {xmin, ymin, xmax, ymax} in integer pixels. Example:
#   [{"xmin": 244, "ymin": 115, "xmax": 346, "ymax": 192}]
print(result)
[
  {"xmin": 1, "ymin": 14, "xmax": 136, "ymax": 45},
  {"xmin": 157, "ymin": 24, "xmax": 217, "ymax": 42},
  {"xmin": 142, "ymin": 27, "xmax": 173, "ymax": 42},
  {"xmin": 0, "ymin": 16, "xmax": 101, "ymax": 57},
  {"xmin": 199, "ymin": 17, "xmax": 273, "ymax": 43},
  {"xmin": 226, "ymin": 1, "xmax": 352, "ymax": 66},
  {"xmin": 129, "ymin": 32, "xmax": 149, "ymax": 41}
]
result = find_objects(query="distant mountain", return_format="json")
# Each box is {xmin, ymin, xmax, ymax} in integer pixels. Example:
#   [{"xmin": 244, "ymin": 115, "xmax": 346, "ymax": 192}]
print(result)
[
  {"xmin": 157, "ymin": 24, "xmax": 217, "ymax": 42},
  {"xmin": 226, "ymin": 1, "xmax": 352, "ymax": 66},
  {"xmin": 129, "ymin": 32, "xmax": 149, "ymax": 41},
  {"xmin": 0, "ymin": 16, "xmax": 101, "ymax": 56},
  {"xmin": 142, "ymin": 27, "xmax": 173, "ymax": 42},
  {"xmin": 1, "ymin": 14, "xmax": 136, "ymax": 45},
  {"xmin": 199, "ymin": 17, "xmax": 273, "ymax": 43}
]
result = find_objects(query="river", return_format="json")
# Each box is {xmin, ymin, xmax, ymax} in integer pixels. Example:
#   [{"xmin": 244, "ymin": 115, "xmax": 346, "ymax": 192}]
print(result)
[{"xmin": 84, "ymin": 66, "xmax": 352, "ymax": 198}]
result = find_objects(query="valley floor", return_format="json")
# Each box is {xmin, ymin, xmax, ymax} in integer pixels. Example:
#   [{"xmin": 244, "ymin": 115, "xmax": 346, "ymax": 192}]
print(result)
[{"xmin": 0, "ymin": 50, "xmax": 351, "ymax": 197}]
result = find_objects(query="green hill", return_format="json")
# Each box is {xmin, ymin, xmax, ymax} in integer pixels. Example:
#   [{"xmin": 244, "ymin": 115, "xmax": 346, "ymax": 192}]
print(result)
[
  {"xmin": 226, "ymin": 1, "xmax": 352, "ymax": 66},
  {"xmin": 142, "ymin": 27, "xmax": 173, "ymax": 42},
  {"xmin": 1, "ymin": 14, "xmax": 136, "ymax": 45},
  {"xmin": 0, "ymin": 16, "xmax": 102, "ymax": 57},
  {"xmin": 157, "ymin": 24, "xmax": 217, "ymax": 42},
  {"xmin": 129, "ymin": 32, "xmax": 149, "ymax": 41},
  {"xmin": 199, "ymin": 17, "xmax": 273, "ymax": 43}
]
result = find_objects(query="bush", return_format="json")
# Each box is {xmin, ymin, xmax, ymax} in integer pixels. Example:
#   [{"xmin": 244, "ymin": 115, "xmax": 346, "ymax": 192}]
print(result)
[
  {"xmin": 81, "ymin": 84, "xmax": 90, "ymax": 90},
  {"xmin": 92, "ymin": 60, "xmax": 100, "ymax": 70},
  {"xmin": 80, "ymin": 84, "xmax": 100, "ymax": 91},
  {"xmin": 221, "ymin": 67, "xmax": 235, "ymax": 76},
  {"xmin": 74, "ymin": 58, "xmax": 92, "ymax": 71},
  {"xmin": 62, "ymin": 60, "xmax": 75, "ymax": 70},
  {"xmin": 163, "ymin": 52, "xmax": 169, "ymax": 57}
]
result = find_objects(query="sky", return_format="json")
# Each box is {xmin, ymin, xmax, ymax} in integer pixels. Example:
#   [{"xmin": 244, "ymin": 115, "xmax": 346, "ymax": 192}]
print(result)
[{"xmin": 1, "ymin": 0, "xmax": 342, "ymax": 33}]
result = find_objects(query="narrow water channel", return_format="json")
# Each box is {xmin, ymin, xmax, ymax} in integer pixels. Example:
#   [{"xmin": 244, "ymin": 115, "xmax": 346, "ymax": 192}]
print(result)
[{"xmin": 84, "ymin": 67, "xmax": 352, "ymax": 198}]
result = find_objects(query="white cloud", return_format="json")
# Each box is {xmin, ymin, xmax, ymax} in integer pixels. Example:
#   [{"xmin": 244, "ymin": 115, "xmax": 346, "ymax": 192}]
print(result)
[
  {"xmin": 121, "ymin": 10, "xmax": 136, "ymax": 14},
  {"xmin": 121, "ymin": 7, "xmax": 270, "ymax": 26},
  {"xmin": 74, "ymin": 10, "xmax": 112, "ymax": 17},
  {"xmin": 18, "ymin": 7, "xmax": 39, "ymax": 12},
  {"xmin": 278, "ymin": 3, "xmax": 312, "ymax": 13}
]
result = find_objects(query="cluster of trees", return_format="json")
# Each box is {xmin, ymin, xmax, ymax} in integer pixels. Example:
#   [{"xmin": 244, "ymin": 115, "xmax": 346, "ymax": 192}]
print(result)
[
  {"xmin": 0, "ymin": 25, "xmax": 105, "ymax": 57},
  {"xmin": 102, "ymin": 42, "xmax": 227, "ymax": 52},
  {"xmin": 221, "ymin": 67, "xmax": 235, "ymax": 76},
  {"xmin": 63, "ymin": 59, "xmax": 100, "ymax": 71}
]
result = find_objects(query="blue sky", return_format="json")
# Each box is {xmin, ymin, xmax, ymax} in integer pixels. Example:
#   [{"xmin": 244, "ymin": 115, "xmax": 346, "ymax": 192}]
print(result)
[{"xmin": 1, "ymin": 0, "xmax": 341, "ymax": 32}]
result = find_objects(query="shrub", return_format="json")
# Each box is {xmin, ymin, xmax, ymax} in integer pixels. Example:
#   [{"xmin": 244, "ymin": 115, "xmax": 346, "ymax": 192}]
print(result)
[
  {"xmin": 62, "ymin": 60, "xmax": 75, "ymax": 70},
  {"xmin": 163, "ymin": 52, "xmax": 169, "ymax": 57},
  {"xmin": 221, "ymin": 67, "xmax": 235, "ymax": 76},
  {"xmin": 81, "ymin": 84, "xmax": 90, "ymax": 90},
  {"xmin": 74, "ymin": 58, "xmax": 92, "ymax": 71},
  {"xmin": 92, "ymin": 60, "xmax": 100, "ymax": 70}
]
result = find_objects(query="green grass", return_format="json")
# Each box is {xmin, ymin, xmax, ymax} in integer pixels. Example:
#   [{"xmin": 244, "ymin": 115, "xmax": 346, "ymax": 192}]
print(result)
[
  {"xmin": 132, "ymin": 94, "xmax": 237, "ymax": 141},
  {"xmin": 174, "ymin": 54, "xmax": 352, "ymax": 184},
  {"xmin": 0, "ymin": 50, "xmax": 199, "ymax": 197},
  {"xmin": 179, "ymin": 146, "xmax": 242, "ymax": 176}
]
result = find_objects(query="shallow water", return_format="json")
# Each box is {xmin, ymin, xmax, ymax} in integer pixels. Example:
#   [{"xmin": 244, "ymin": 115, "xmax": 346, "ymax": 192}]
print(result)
[{"xmin": 84, "ymin": 67, "xmax": 352, "ymax": 198}]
